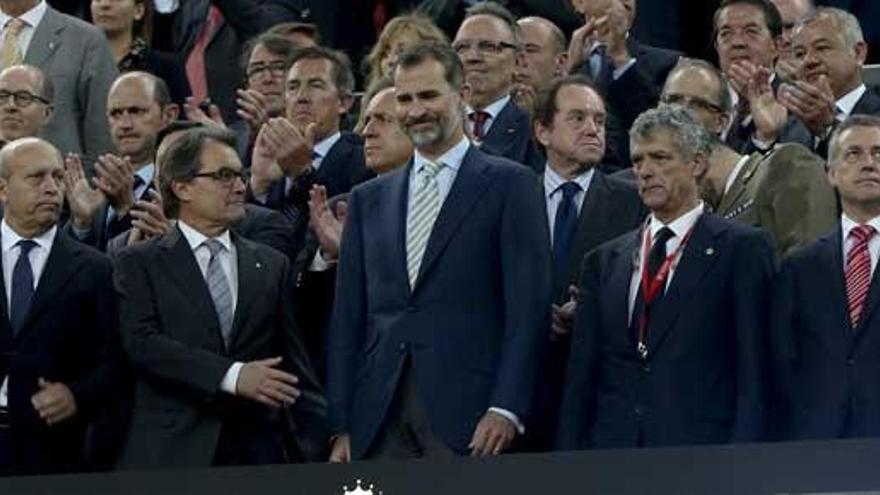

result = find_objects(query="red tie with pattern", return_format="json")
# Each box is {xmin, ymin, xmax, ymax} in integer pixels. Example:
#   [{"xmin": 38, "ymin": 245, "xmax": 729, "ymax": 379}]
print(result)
[
  {"xmin": 469, "ymin": 110, "xmax": 490, "ymax": 142},
  {"xmin": 846, "ymin": 224, "xmax": 876, "ymax": 328},
  {"xmin": 185, "ymin": 5, "xmax": 223, "ymax": 102}
]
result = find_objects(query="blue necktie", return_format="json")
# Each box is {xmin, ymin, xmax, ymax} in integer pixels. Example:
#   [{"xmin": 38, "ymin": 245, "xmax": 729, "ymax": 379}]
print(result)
[
  {"xmin": 552, "ymin": 182, "xmax": 582, "ymax": 280},
  {"xmin": 9, "ymin": 239, "xmax": 37, "ymax": 335}
]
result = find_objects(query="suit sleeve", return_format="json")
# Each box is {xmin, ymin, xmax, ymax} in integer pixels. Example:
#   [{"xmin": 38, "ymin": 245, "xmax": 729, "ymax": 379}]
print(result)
[
  {"xmin": 491, "ymin": 166, "xmax": 553, "ymax": 424},
  {"xmin": 556, "ymin": 249, "xmax": 603, "ymax": 450},
  {"xmin": 326, "ymin": 188, "xmax": 368, "ymax": 435},
  {"xmin": 731, "ymin": 229, "xmax": 776, "ymax": 442},
  {"xmin": 761, "ymin": 146, "xmax": 836, "ymax": 258},
  {"xmin": 78, "ymin": 27, "xmax": 118, "ymax": 166},
  {"xmin": 767, "ymin": 255, "xmax": 801, "ymax": 441},
  {"xmin": 212, "ymin": 0, "xmax": 300, "ymax": 40},
  {"xmin": 113, "ymin": 249, "xmax": 234, "ymax": 400}
]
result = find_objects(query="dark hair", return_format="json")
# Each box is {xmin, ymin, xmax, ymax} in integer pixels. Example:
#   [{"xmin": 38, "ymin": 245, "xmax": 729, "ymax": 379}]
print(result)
[
  {"xmin": 133, "ymin": 0, "xmax": 154, "ymax": 44},
  {"xmin": 267, "ymin": 22, "xmax": 322, "ymax": 45},
  {"xmin": 159, "ymin": 126, "xmax": 237, "ymax": 218},
  {"xmin": 714, "ymin": 0, "xmax": 783, "ymax": 39},
  {"xmin": 829, "ymin": 114, "xmax": 880, "ymax": 165},
  {"xmin": 531, "ymin": 74, "xmax": 600, "ymax": 128},
  {"xmin": 240, "ymin": 33, "xmax": 298, "ymax": 73},
  {"xmin": 288, "ymin": 46, "xmax": 355, "ymax": 97},
  {"xmin": 356, "ymin": 75, "xmax": 395, "ymax": 133},
  {"xmin": 111, "ymin": 71, "xmax": 171, "ymax": 107},
  {"xmin": 396, "ymin": 42, "xmax": 465, "ymax": 90},
  {"xmin": 464, "ymin": 1, "xmax": 522, "ymax": 46}
]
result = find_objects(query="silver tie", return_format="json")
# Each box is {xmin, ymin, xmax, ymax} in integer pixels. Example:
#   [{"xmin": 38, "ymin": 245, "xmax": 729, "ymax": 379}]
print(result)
[
  {"xmin": 203, "ymin": 239, "xmax": 234, "ymax": 345},
  {"xmin": 406, "ymin": 160, "xmax": 444, "ymax": 287}
]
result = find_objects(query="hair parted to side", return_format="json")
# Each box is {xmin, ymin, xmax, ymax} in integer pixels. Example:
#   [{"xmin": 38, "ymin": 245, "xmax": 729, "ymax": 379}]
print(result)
[
  {"xmin": 630, "ymin": 104, "xmax": 714, "ymax": 162},
  {"xmin": 828, "ymin": 114, "xmax": 880, "ymax": 166}
]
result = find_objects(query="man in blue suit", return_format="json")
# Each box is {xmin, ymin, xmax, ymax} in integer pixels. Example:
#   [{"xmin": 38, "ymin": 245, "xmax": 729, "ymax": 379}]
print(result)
[
  {"xmin": 770, "ymin": 114, "xmax": 880, "ymax": 440},
  {"xmin": 326, "ymin": 42, "xmax": 551, "ymax": 461},
  {"xmin": 557, "ymin": 105, "xmax": 775, "ymax": 449}
]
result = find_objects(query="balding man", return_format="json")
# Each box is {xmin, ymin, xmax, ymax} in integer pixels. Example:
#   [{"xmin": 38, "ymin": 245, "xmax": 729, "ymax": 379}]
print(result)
[
  {"xmin": 0, "ymin": 65, "xmax": 52, "ymax": 146},
  {"xmin": 771, "ymin": 0, "xmax": 814, "ymax": 80},
  {"xmin": 0, "ymin": 138, "xmax": 116, "ymax": 474},
  {"xmin": 514, "ymin": 16, "xmax": 568, "ymax": 113},
  {"xmin": 67, "ymin": 71, "xmax": 178, "ymax": 251}
]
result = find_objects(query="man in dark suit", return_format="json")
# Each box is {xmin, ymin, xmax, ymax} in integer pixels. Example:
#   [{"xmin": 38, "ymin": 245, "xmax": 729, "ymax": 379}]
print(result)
[
  {"xmin": 67, "ymin": 72, "xmax": 178, "ymax": 251},
  {"xmin": 557, "ymin": 105, "xmax": 775, "ymax": 450},
  {"xmin": 0, "ymin": 138, "xmax": 117, "ymax": 475},
  {"xmin": 327, "ymin": 43, "xmax": 551, "ymax": 462},
  {"xmin": 527, "ymin": 74, "xmax": 645, "ymax": 450},
  {"xmin": 452, "ymin": 2, "xmax": 544, "ymax": 172},
  {"xmin": 114, "ymin": 126, "xmax": 326, "ymax": 468},
  {"xmin": 567, "ymin": 0, "xmax": 682, "ymax": 171},
  {"xmin": 248, "ymin": 46, "xmax": 371, "ymax": 229},
  {"xmin": 662, "ymin": 58, "xmax": 836, "ymax": 258},
  {"xmin": 770, "ymin": 114, "xmax": 880, "ymax": 440}
]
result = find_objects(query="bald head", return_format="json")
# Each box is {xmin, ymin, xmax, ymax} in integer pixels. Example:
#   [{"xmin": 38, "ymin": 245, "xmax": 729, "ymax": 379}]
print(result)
[
  {"xmin": 771, "ymin": 0, "xmax": 813, "ymax": 26},
  {"xmin": 0, "ymin": 137, "xmax": 64, "ymax": 237},
  {"xmin": 109, "ymin": 71, "xmax": 171, "ymax": 108},
  {"xmin": 0, "ymin": 65, "xmax": 53, "ymax": 143}
]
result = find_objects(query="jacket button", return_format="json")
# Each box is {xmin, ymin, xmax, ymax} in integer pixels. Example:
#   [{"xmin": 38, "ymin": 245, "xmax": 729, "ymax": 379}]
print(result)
[
  {"xmin": 641, "ymin": 363, "xmax": 651, "ymax": 373},
  {"xmin": 634, "ymin": 406, "xmax": 644, "ymax": 416},
  {"xmin": 406, "ymin": 306, "xmax": 417, "ymax": 313},
  {"xmin": 847, "ymin": 358, "xmax": 856, "ymax": 366},
  {"xmin": 399, "ymin": 343, "xmax": 407, "ymax": 353}
]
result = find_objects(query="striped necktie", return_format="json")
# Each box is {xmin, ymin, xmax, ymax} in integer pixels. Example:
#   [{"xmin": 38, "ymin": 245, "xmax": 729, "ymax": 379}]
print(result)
[
  {"xmin": 846, "ymin": 224, "xmax": 876, "ymax": 328},
  {"xmin": 203, "ymin": 239, "xmax": 234, "ymax": 345},
  {"xmin": 406, "ymin": 160, "xmax": 444, "ymax": 287}
]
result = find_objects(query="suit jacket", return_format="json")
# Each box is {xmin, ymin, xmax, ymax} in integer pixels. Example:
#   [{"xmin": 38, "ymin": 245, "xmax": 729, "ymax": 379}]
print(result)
[
  {"xmin": 173, "ymin": 0, "xmax": 303, "ymax": 123},
  {"xmin": 557, "ymin": 213, "xmax": 774, "ymax": 449},
  {"xmin": 0, "ymin": 230, "xmax": 117, "ymax": 474},
  {"xmin": 770, "ymin": 225, "xmax": 880, "ymax": 440},
  {"xmin": 26, "ymin": 7, "xmax": 117, "ymax": 169},
  {"xmin": 480, "ymin": 98, "xmax": 545, "ymax": 173},
  {"xmin": 114, "ymin": 226, "xmax": 326, "ymax": 468},
  {"xmin": 716, "ymin": 144, "xmax": 837, "ymax": 259},
  {"xmin": 327, "ymin": 146, "xmax": 552, "ymax": 458}
]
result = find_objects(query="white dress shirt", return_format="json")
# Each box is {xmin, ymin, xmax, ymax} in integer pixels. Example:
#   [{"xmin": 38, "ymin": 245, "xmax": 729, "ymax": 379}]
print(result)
[
  {"xmin": 177, "ymin": 220, "xmax": 242, "ymax": 394},
  {"xmin": 153, "ymin": 0, "xmax": 179, "ymax": 14},
  {"xmin": 627, "ymin": 202, "xmax": 705, "ymax": 324},
  {"xmin": 841, "ymin": 213, "xmax": 880, "ymax": 276},
  {"xmin": 544, "ymin": 165, "xmax": 594, "ymax": 246},
  {"xmin": 0, "ymin": 0, "xmax": 47, "ymax": 59},
  {"xmin": 466, "ymin": 94, "xmax": 510, "ymax": 139},
  {"xmin": 0, "ymin": 220, "xmax": 56, "ymax": 407}
]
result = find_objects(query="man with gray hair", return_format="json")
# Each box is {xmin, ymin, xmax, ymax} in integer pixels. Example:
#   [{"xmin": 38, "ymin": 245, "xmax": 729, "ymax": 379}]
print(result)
[
  {"xmin": 770, "ymin": 114, "xmax": 880, "ymax": 440},
  {"xmin": 558, "ymin": 104, "xmax": 774, "ymax": 449},
  {"xmin": 660, "ymin": 57, "xmax": 836, "ymax": 258},
  {"xmin": 752, "ymin": 7, "xmax": 880, "ymax": 157}
]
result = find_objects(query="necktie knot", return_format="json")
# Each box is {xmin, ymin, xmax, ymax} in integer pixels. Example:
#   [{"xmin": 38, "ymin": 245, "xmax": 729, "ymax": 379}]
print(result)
[
  {"xmin": 558, "ymin": 181, "xmax": 581, "ymax": 201},
  {"xmin": 5, "ymin": 18, "xmax": 25, "ymax": 37},
  {"xmin": 203, "ymin": 238, "xmax": 225, "ymax": 257},
  {"xmin": 851, "ymin": 225, "xmax": 876, "ymax": 244},
  {"xmin": 469, "ymin": 110, "xmax": 490, "ymax": 140},
  {"xmin": 419, "ymin": 160, "xmax": 444, "ymax": 179},
  {"xmin": 16, "ymin": 239, "xmax": 36, "ymax": 256},
  {"xmin": 653, "ymin": 226, "xmax": 675, "ymax": 249}
]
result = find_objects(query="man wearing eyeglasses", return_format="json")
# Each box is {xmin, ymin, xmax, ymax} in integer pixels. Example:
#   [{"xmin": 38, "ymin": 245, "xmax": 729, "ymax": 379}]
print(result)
[
  {"xmin": 0, "ymin": 65, "xmax": 51, "ymax": 146},
  {"xmin": 114, "ymin": 125, "xmax": 327, "ymax": 468},
  {"xmin": 452, "ymin": 1, "xmax": 544, "ymax": 173},
  {"xmin": 661, "ymin": 57, "xmax": 835, "ymax": 258},
  {"xmin": 66, "ymin": 71, "xmax": 178, "ymax": 252}
]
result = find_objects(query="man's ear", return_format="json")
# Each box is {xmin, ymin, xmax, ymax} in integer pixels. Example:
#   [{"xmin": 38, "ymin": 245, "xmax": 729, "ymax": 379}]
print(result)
[
  {"xmin": 162, "ymin": 104, "xmax": 180, "ymax": 125},
  {"xmin": 41, "ymin": 105, "xmax": 53, "ymax": 126},
  {"xmin": 460, "ymin": 82, "xmax": 472, "ymax": 104},
  {"xmin": 338, "ymin": 92, "xmax": 354, "ymax": 115},
  {"xmin": 534, "ymin": 120, "xmax": 552, "ymax": 148},
  {"xmin": 0, "ymin": 177, "xmax": 8, "ymax": 205},
  {"xmin": 171, "ymin": 180, "xmax": 191, "ymax": 205},
  {"xmin": 854, "ymin": 40, "xmax": 868, "ymax": 66},
  {"xmin": 691, "ymin": 151, "xmax": 708, "ymax": 180}
]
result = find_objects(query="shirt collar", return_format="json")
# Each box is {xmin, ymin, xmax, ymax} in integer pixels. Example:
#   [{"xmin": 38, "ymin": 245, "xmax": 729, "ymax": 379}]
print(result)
[
  {"xmin": 1, "ymin": 218, "xmax": 55, "ymax": 253},
  {"xmin": 468, "ymin": 94, "xmax": 511, "ymax": 121},
  {"xmin": 841, "ymin": 212, "xmax": 880, "ymax": 241},
  {"xmin": 723, "ymin": 154, "xmax": 751, "ymax": 196},
  {"xmin": 0, "ymin": 0, "xmax": 47, "ymax": 30},
  {"xmin": 177, "ymin": 220, "xmax": 233, "ymax": 253},
  {"xmin": 543, "ymin": 164, "xmax": 594, "ymax": 199},
  {"xmin": 313, "ymin": 131, "xmax": 342, "ymax": 160},
  {"xmin": 413, "ymin": 136, "xmax": 470, "ymax": 174},
  {"xmin": 836, "ymin": 84, "xmax": 867, "ymax": 118},
  {"xmin": 649, "ymin": 201, "xmax": 705, "ymax": 240},
  {"xmin": 134, "ymin": 162, "xmax": 155, "ymax": 187}
]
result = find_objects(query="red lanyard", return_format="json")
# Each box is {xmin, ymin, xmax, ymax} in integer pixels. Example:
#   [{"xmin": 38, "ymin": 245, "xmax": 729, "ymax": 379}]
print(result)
[{"xmin": 635, "ymin": 220, "xmax": 698, "ymax": 359}]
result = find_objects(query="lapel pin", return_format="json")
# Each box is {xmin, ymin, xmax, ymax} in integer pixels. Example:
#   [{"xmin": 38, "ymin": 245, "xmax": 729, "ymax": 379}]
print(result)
[
  {"xmin": 507, "ymin": 128, "xmax": 515, "ymax": 134},
  {"xmin": 48, "ymin": 42, "xmax": 55, "ymax": 50},
  {"xmin": 255, "ymin": 262, "xmax": 262, "ymax": 269},
  {"xmin": 705, "ymin": 248, "xmax": 715, "ymax": 256}
]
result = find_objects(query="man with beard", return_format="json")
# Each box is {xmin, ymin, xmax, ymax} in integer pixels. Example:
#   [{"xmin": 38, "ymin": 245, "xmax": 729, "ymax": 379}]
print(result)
[
  {"xmin": 661, "ymin": 58, "xmax": 835, "ymax": 258},
  {"xmin": 452, "ymin": 2, "xmax": 544, "ymax": 172},
  {"xmin": 327, "ymin": 42, "xmax": 551, "ymax": 461}
]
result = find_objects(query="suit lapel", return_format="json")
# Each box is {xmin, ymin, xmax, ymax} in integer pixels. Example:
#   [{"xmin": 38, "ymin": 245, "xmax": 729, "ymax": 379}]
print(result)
[
  {"xmin": 387, "ymin": 163, "xmax": 413, "ymax": 297},
  {"xmin": 23, "ymin": 8, "xmax": 63, "ymax": 67},
  {"xmin": 853, "ymin": 89, "xmax": 880, "ymax": 116},
  {"xmin": 609, "ymin": 232, "xmax": 638, "ymax": 339},
  {"xmin": 483, "ymin": 100, "xmax": 523, "ymax": 156},
  {"xmin": 415, "ymin": 147, "xmax": 491, "ymax": 289},
  {"xmin": 227, "ymin": 234, "xmax": 261, "ymax": 351},
  {"xmin": 647, "ymin": 214, "xmax": 724, "ymax": 354},
  {"xmin": 717, "ymin": 153, "xmax": 761, "ymax": 216},
  {"xmin": 819, "ymin": 227, "xmax": 857, "ymax": 339},
  {"xmin": 558, "ymin": 173, "xmax": 612, "ymax": 299}
]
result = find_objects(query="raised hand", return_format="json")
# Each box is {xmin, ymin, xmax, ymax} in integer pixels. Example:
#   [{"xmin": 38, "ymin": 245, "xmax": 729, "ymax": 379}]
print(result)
[
  {"xmin": 63, "ymin": 153, "xmax": 106, "ymax": 229},
  {"xmin": 778, "ymin": 75, "xmax": 836, "ymax": 136},
  {"xmin": 236, "ymin": 88, "xmax": 270, "ymax": 135},
  {"xmin": 308, "ymin": 185, "xmax": 347, "ymax": 262},
  {"xmin": 130, "ymin": 190, "xmax": 171, "ymax": 240},
  {"xmin": 748, "ymin": 66, "xmax": 788, "ymax": 143},
  {"xmin": 183, "ymin": 97, "xmax": 227, "ymax": 129},
  {"xmin": 94, "ymin": 154, "xmax": 135, "ymax": 216}
]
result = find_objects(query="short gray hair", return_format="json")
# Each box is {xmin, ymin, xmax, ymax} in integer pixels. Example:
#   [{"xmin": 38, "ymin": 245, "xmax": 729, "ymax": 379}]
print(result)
[
  {"xmin": 798, "ymin": 7, "xmax": 864, "ymax": 52},
  {"xmin": 630, "ymin": 104, "xmax": 714, "ymax": 162},
  {"xmin": 828, "ymin": 114, "xmax": 880, "ymax": 167}
]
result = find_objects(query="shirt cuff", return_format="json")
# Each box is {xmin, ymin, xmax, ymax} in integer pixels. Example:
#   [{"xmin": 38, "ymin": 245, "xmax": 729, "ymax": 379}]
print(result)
[
  {"xmin": 751, "ymin": 135, "xmax": 775, "ymax": 152},
  {"xmin": 488, "ymin": 407, "xmax": 525, "ymax": 434},
  {"xmin": 0, "ymin": 376, "xmax": 7, "ymax": 407},
  {"xmin": 219, "ymin": 362, "xmax": 244, "ymax": 394},
  {"xmin": 308, "ymin": 248, "xmax": 337, "ymax": 272},
  {"xmin": 612, "ymin": 58, "xmax": 637, "ymax": 80}
]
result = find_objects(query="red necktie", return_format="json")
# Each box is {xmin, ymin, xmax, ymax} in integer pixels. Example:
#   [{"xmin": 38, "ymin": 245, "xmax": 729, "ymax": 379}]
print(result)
[
  {"xmin": 846, "ymin": 224, "xmax": 876, "ymax": 328},
  {"xmin": 373, "ymin": 0, "xmax": 387, "ymax": 36},
  {"xmin": 185, "ymin": 5, "xmax": 223, "ymax": 102},
  {"xmin": 469, "ymin": 110, "xmax": 490, "ymax": 141}
]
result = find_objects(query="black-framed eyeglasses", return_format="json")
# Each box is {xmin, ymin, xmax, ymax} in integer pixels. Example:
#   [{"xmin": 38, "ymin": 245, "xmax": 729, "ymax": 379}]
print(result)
[
  {"xmin": 452, "ymin": 40, "xmax": 519, "ymax": 55},
  {"xmin": 0, "ymin": 90, "xmax": 49, "ymax": 108},
  {"xmin": 190, "ymin": 168, "xmax": 247, "ymax": 186},
  {"xmin": 661, "ymin": 94, "xmax": 724, "ymax": 114},
  {"xmin": 246, "ymin": 61, "xmax": 288, "ymax": 80}
]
